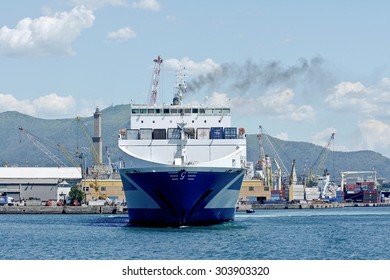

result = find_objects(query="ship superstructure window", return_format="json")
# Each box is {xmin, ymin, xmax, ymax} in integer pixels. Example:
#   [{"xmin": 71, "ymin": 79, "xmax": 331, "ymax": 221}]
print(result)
[
  {"xmin": 132, "ymin": 109, "xmax": 140, "ymax": 114},
  {"xmin": 184, "ymin": 108, "xmax": 191, "ymax": 114},
  {"xmin": 163, "ymin": 108, "xmax": 169, "ymax": 114},
  {"xmin": 192, "ymin": 108, "xmax": 198, "ymax": 113},
  {"xmin": 171, "ymin": 108, "xmax": 178, "ymax": 114},
  {"xmin": 140, "ymin": 109, "xmax": 147, "ymax": 114},
  {"xmin": 148, "ymin": 109, "xmax": 155, "ymax": 114}
]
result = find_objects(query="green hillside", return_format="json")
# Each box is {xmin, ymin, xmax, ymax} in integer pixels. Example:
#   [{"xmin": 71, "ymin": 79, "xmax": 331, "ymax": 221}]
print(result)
[
  {"xmin": 0, "ymin": 105, "xmax": 130, "ymax": 168},
  {"xmin": 1, "ymin": 105, "xmax": 389, "ymax": 182}
]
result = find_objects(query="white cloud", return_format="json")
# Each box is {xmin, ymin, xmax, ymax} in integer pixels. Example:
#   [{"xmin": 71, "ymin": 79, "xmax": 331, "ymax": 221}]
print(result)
[
  {"xmin": 358, "ymin": 118, "xmax": 390, "ymax": 155},
  {"xmin": 164, "ymin": 57, "xmax": 221, "ymax": 76},
  {"xmin": 311, "ymin": 127, "xmax": 337, "ymax": 147},
  {"xmin": 287, "ymin": 105, "xmax": 315, "ymax": 122},
  {"xmin": 69, "ymin": 0, "xmax": 128, "ymax": 10},
  {"xmin": 207, "ymin": 92, "xmax": 231, "ymax": 107},
  {"xmin": 0, "ymin": 93, "xmax": 76, "ymax": 118},
  {"xmin": 107, "ymin": 26, "xmax": 136, "ymax": 41},
  {"xmin": 276, "ymin": 132, "xmax": 289, "ymax": 141},
  {"xmin": 132, "ymin": 0, "xmax": 161, "ymax": 11},
  {"xmin": 0, "ymin": 6, "xmax": 95, "ymax": 56},
  {"xmin": 205, "ymin": 88, "xmax": 315, "ymax": 122},
  {"xmin": 261, "ymin": 88, "xmax": 295, "ymax": 114},
  {"xmin": 325, "ymin": 80, "xmax": 390, "ymax": 115}
]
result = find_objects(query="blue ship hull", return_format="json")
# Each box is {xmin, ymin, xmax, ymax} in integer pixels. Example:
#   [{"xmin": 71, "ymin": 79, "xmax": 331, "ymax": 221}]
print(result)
[{"xmin": 120, "ymin": 166, "xmax": 245, "ymax": 226}]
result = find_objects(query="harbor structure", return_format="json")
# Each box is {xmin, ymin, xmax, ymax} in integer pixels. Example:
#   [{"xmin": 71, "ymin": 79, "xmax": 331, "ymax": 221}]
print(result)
[{"xmin": 0, "ymin": 167, "xmax": 82, "ymax": 203}]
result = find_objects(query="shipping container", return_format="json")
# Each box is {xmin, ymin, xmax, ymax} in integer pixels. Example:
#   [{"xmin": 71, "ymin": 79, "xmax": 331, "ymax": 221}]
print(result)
[
  {"xmin": 224, "ymin": 127, "xmax": 237, "ymax": 139},
  {"xmin": 139, "ymin": 128, "xmax": 153, "ymax": 139},
  {"xmin": 167, "ymin": 128, "xmax": 181, "ymax": 139},
  {"xmin": 271, "ymin": 190, "xmax": 284, "ymax": 194},
  {"xmin": 196, "ymin": 128, "xmax": 210, "ymax": 139},
  {"xmin": 126, "ymin": 129, "xmax": 139, "ymax": 140},
  {"xmin": 152, "ymin": 129, "xmax": 166, "ymax": 139},
  {"xmin": 210, "ymin": 127, "xmax": 224, "ymax": 139}
]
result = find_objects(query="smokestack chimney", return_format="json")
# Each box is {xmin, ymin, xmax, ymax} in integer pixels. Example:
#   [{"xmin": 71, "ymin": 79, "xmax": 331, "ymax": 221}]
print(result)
[{"xmin": 92, "ymin": 107, "xmax": 102, "ymax": 165}]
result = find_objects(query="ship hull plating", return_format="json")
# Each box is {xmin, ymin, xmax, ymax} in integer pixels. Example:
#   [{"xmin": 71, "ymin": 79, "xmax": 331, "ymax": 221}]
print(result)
[{"xmin": 120, "ymin": 166, "xmax": 245, "ymax": 226}]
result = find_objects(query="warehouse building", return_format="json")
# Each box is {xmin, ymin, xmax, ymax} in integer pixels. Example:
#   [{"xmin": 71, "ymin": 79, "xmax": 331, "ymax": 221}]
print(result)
[{"xmin": 0, "ymin": 167, "xmax": 82, "ymax": 203}]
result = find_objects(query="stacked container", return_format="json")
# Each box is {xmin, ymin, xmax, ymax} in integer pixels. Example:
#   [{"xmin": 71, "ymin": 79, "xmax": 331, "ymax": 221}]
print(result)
[
  {"xmin": 270, "ymin": 190, "xmax": 284, "ymax": 200},
  {"xmin": 289, "ymin": 185, "xmax": 305, "ymax": 201},
  {"xmin": 210, "ymin": 127, "xmax": 224, "ymax": 139},
  {"xmin": 152, "ymin": 129, "xmax": 166, "ymax": 139},
  {"xmin": 196, "ymin": 128, "xmax": 210, "ymax": 139},
  {"xmin": 346, "ymin": 184, "xmax": 361, "ymax": 194},
  {"xmin": 363, "ymin": 190, "xmax": 379, "ymax": 203},
  {"xmin": 335, "ymin": 190, "xmax": 344, "ymax": 203},
  {"xmin": 126, "ymin": 129, "xmax": 139, "ymax": 140},
  {"xmin": 139, "ymin": 128, "xmax": 152, "ymax": 139},
  {"xmin": 305, "ymin": 187, "xmax": 321, "ymax": 200},
  {"xmin": 223, "ymin": 127, "xmax": 237, "ymax": 139}
]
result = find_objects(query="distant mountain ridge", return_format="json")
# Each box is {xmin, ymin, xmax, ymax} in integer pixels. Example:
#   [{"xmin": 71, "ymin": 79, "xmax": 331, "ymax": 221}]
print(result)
[{"xmin": 1, "ymin": 105, "xmax": 389, "ymax": 182}]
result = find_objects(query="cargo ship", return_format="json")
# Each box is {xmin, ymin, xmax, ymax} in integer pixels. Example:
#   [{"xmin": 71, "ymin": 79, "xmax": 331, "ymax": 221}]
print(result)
[{"xmin": 118, "ymin": 57, "xmax": 247, "ymax": 226}]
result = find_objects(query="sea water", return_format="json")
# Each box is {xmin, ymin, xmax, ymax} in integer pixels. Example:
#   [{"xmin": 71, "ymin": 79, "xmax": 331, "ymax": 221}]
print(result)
[{"xmin": 1, "ymin": 206, "xmax": 389, "ymax": 260}]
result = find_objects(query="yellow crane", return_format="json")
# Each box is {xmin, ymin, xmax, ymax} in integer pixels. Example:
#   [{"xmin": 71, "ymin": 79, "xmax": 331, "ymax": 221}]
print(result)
[{"xmin": 57, "ymin": 143, "xmax": 84, "ymax": 178}]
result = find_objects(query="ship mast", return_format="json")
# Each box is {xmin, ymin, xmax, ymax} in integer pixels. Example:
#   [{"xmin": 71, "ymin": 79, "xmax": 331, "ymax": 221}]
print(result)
[
  {"xmin": 149, "ymin": 55, "xmax": 163, "ymax": 105},
  {"xmin": 172, "ymin": 65, "xmax": 187, "ymax": 105}
]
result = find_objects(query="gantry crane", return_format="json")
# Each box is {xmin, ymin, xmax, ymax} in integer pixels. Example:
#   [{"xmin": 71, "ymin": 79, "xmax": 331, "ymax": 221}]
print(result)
[
  {"xmin": 19, "ymin": 127, "xmax": 67, "ymax": 167},
  {"xmin": 149, "ymin": 55, "xmax": 163, "ymax": 105}
]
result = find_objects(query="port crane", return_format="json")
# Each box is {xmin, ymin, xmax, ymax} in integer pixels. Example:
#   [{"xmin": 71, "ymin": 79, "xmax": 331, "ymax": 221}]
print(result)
[
  {"xmin": 19, "ymin": 127, "xmax": 67, "ymax": 167},
  {"xmin": 340, "ymin": 170, "xmax": 377, "ymax": 192},
  {"xmin": 307, "ymin": 133, "xmax": 335, "ymax": 186},
  {"xmin": 75, "ymin": 116, "xmax": 101, "ymax": 168},
  {"xmin": 258, "ymin": 126, "xmax": 290, "ymax": 177},
  {"xmin": 57, "ymin": 143, "xmax": 84, "ymax": 177},
  {"xmin": 149, "ymin": 55, "xmax": 163, "ymax": 105}
]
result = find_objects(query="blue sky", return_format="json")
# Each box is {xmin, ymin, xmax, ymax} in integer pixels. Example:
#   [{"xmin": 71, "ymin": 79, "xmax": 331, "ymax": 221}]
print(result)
[{"xmin": 1, "ymin": 0, "xmax": 390, "ymax": 158}]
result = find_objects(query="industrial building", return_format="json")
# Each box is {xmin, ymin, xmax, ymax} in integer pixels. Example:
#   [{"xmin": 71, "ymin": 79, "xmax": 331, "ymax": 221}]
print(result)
[
  {"xmin": 81, "ymin": 178, "xmax": 125, "ymax": 203},
  {"xmin": 0, "ymin": 167, "xmax": 82, "ymax": 203}
]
